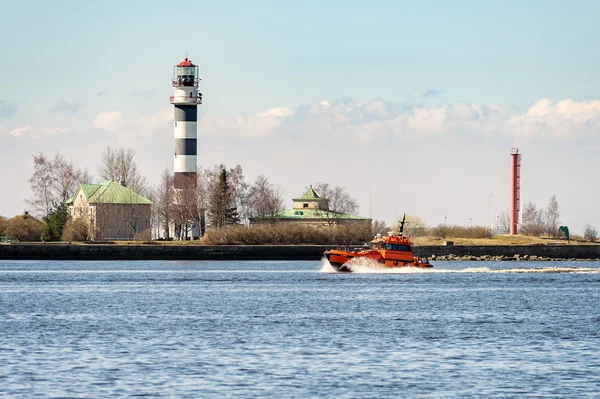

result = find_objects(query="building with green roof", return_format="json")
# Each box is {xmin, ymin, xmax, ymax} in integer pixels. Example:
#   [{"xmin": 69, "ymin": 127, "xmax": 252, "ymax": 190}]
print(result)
[
  {"xmin": 67, "ymin": 180, "xmax": 152, "ymax": 240},
  {"xmin": 249, "ymin": 185, "xmax": 371, "ymax": 228}
]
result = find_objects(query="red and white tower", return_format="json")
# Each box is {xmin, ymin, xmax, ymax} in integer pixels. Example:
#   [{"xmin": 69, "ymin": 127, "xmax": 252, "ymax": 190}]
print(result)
[
  {"xmin": 510, "ymin": 148, "xmax": 521, "ymax": 235},
  {"xmin": 170, "ymin": 57, "xmax": 202, "ymax": 189}
]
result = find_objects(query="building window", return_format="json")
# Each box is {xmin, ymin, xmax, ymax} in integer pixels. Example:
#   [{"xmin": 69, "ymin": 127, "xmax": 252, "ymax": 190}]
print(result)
[{"xmin": 303, "ymin": 203, "xmax": 309, "ymax": 208}]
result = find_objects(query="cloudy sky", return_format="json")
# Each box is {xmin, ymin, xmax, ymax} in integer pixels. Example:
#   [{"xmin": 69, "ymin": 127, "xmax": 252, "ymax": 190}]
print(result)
[{"xmin": 1, "ymin": 0, "xmax": 599, "ymax": 233}]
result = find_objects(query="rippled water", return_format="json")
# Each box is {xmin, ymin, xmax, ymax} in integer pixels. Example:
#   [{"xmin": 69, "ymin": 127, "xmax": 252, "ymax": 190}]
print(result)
[{"xmin": 1, "ymin": 259, "xmax": 600, "ymax": 398}]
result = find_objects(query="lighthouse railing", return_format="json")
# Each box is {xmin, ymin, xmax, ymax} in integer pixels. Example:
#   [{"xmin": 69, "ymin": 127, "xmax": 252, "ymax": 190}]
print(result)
[{"xmin": 170, "ymin": 96, "xmax": 202, "ymax": 104}]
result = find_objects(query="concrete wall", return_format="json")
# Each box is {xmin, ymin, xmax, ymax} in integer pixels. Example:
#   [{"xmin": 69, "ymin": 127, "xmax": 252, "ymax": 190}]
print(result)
[{"xmin": 0, "ymin": 244, "xmax": 599, "ymax": 261}]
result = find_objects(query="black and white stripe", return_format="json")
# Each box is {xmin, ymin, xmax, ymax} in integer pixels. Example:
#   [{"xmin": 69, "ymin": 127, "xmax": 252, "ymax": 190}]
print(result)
[{"xmin": 174, "ymin": 105, "xmax": 197, "ymax": 189}]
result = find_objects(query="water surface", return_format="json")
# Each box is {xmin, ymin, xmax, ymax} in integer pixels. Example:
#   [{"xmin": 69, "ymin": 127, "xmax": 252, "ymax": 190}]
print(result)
[{"xmin": 1, "ymin": 260, "xmax": 599, "ymax": 398}]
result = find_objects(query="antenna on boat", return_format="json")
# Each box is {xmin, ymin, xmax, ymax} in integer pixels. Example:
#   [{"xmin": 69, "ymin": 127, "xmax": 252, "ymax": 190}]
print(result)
[{"xmin": 398, "ymin": 213, "xmax": 406, "ymax": 236}]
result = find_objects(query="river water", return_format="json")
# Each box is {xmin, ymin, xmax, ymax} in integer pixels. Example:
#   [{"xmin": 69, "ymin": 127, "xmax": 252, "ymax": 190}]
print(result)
[{"xmin": 1, "ymin": 259, "xmax": 599, "ymax": 398}]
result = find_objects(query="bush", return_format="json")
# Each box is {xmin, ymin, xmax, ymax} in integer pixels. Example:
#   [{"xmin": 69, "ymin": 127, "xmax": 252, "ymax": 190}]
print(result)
[
  {"xmin": 134, "ymin": 229, "xmax": 152, "ymax": 241},
  {"xmin": 0, "ymin": 216, "xmax": 7, "ymax": 236},
  {"xmin": 6, "ymin": 213, "xmax": 45, "ymax": 242},
  {"xmin": 429, "ymin": 224, "xmax": 493, "ymax": 239},
  {"xmin": 62, "ymin": 218, "xmax": 89, "ymax": 242},
  {"xmin": 584, "ymin": 224, "xmax": 598, "ymax": 243},
  {"xmin": 205, "ymin": 223, "xmax": 372, "ymax": 245}
]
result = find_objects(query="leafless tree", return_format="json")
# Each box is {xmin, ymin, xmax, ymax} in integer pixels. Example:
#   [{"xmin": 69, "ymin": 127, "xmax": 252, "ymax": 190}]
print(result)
[
  {"xmin": 312, "ymin": 182, "xmax": 359, "ymax": 227},
  {"xmin": 247, "ymin": 175, "xmax": 285, "ymax": 223},
  {"xmin": 584, "ymin": 224, "xmax": 598, "ymax": 242},
  {"xmin": 545, "ymin": 194, "xmax": 560, "ymax": 237},
  {"xmin": 371, "ymin": 220, "xmax": 388, "ymax": 236},
  {"xmin": 98, "ymin": 146, "xmax": 147, "ymax": 195},
  {"xmin": 146, "ymin": 186, "xmax": 160, "ymax": 239},
  {"xmin": 174, "ymin": 177, "xmax": 199, "ymax": 240},
  {"xmin": 156, "ymin": 169, "xmax": 175, "ymax": 239},
  {"xmin": 496, "ymin": 210, "xmax": 510, "ymax": 235},
  {"xmin": 27, "ymin": 153, "xmax": 88, "ymax": 218},
  {"xmin": 404, "ymin": 215, "xmax": 427, "ymax": 237},
  {"xmin": 521, "ymin": 201, "xmax": 545, "ymax": 237}
]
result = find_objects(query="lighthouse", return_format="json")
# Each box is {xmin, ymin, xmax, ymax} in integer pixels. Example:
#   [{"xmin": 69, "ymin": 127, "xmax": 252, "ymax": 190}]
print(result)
[{"xmin": 171, "ymin": 57, "xmax": 202, "ymax": 189}]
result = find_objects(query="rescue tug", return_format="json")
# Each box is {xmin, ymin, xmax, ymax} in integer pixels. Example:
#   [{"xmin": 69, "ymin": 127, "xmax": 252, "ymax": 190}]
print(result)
[{"xmin": 324, "ymin": 215, "xmax": 433, "ymax": 272}]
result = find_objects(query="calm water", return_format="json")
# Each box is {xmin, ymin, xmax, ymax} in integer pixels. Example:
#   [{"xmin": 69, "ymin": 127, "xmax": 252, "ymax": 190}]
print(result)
[{"xmin": 1, "ymin": 259, "xmax": 600, "ymax": 398}]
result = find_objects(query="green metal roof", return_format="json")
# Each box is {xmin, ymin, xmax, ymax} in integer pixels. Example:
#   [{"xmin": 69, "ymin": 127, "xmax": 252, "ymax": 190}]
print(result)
[
  {"xmin": 69, "ymin": 181, "xmax": 152, "ymax": 205},
  {"xmin": 252, "ymin": 209, "xmax": 369, "ymax": 220},
  {"xmin": 292, "ymin": 185, "xmax": 321, "ymax": 202}
]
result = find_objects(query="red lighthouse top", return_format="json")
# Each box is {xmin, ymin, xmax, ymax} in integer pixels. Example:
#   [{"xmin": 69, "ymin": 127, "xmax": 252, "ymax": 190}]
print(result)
[{"xmin": 177, "ymin": 57, "xmax": 195, "ymax": 67}]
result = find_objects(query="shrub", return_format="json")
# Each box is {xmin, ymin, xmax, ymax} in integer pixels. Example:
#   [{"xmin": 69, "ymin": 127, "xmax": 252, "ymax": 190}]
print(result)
[
  {"xmin": 429, "ymin": 224, "xmax": 493, "ymax": 239},
  {"xmin": 62, "ymin": 218, "xmax": 89, "ymax": 242},
  {"xmin": 205, "ymin": 223, "xmax": 372, "ymax": 245},
  {"xmin": 6, "ymin": 213, "xmax": 45, "ymax": 242},
  {"xmin": 0, "ymin": 216, "xmax": 7, "ymax": 236},
  {"xmin": 584, "ymin": 224, "xmax": 598, "ymax": 243},
  {"xmin": 134, "ymin": 229, "xmax": 152, "ymax": 241}
]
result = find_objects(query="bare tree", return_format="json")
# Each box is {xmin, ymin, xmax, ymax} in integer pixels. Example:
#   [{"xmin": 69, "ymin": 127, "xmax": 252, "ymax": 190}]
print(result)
[
  {"xmin": 247, "ymin": 175, "xmax": 285, "ymax": 222},
  {"xmin": 98, "ymin": 146, "xmax": 147, "ymax": 194},
  {"xmin": 496, "ymin": 210, "xmax": 510, "ymax": 235},
  {"xmin": 545, "ymin": 194, "xmax": 560, "ymax": 237},
  {"xmin": 27, "ymin": 152, "xmax": 88, "ymax": 219},
  {"xmin": 584, "ymin": 224, "xmax": 598, "ymax": 242},
  {"xmin": 27, "ymin": 154, "xmax": 54, "ymax": 217},
  {"xmin": 371, "ymin": 220, "xmax": 388, "ymax": 236},
  {"xmin": 521, "ymin": 201, "xmax": 545, "ymax": 236},
  {"xmin": 156, "ymin": 169, "xmax": 175, "ymax": 239},
  {"xmin": 404, "ymin": 215, "xmax": 427, "ymax": 237},
  {"xmin": 312, "ymin": 182, "xmax": 359, "ymax": 227},
  {"xmin": 174, "ymin": 177, "xmax": 199, "ymax": 240}
]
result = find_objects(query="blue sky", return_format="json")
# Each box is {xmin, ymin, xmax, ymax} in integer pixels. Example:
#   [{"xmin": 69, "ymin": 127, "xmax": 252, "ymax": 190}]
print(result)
[{"xmin": 1, "ymin": 0, "xmax": 599, "ymax": 233}]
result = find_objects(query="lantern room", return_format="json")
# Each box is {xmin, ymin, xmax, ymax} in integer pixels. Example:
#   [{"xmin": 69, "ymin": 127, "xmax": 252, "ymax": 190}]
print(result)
[{"xmin": 172, "ymin": 58, "xmax": 200, "ymax": 87}]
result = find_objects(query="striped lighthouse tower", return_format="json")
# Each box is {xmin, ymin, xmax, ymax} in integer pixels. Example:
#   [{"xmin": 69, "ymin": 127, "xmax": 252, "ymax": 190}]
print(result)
[{"xmin": 171, "ymin": 57, "xmax": 202, "ymax": 189}]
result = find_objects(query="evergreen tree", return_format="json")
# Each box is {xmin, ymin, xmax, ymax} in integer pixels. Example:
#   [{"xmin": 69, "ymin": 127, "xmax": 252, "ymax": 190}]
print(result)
[
  {"xmin": 41, "ymin": 203, "xmax": 70, "ymax": 241},
  {"xmin": 209, "ymin": 167, "xmax": 240, "ymax": 228}
]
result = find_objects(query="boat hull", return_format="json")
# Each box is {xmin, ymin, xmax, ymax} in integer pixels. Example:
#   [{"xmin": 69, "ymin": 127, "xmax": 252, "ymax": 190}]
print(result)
[{"xmin": 324, "ymin": 249, "xmax": 432, "ymax": 272}]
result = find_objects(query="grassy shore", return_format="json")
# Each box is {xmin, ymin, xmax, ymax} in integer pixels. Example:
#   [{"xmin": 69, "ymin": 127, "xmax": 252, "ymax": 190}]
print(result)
[{"xmin": 412, "ymin": 235, "xmax": 595, "ymax": 246}]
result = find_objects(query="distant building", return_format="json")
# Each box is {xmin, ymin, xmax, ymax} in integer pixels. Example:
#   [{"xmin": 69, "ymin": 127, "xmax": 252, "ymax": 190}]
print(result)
[
  {"xmin": 249, "ymin": 185, "xmax": 371, "ymax": 228},
  {"xmin": 66, "ymin": 180, "xmax": 152, "ymax": 240}
]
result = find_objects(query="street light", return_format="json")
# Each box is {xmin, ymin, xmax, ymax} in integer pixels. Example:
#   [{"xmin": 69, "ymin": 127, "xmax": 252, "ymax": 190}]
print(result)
[{"xmin": 444, "ymin": 216, "xmax": 447, "ymax": 226}]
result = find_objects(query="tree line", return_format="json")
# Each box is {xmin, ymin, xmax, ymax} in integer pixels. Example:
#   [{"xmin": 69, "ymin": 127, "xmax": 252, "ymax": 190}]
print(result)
[
  {"xmin": 3, "ymin": 147, "xmax": 597, "ymax": 243},
  {"xmin": 11, "ymin": 147, "xmax": 363, "ymax": 242}
]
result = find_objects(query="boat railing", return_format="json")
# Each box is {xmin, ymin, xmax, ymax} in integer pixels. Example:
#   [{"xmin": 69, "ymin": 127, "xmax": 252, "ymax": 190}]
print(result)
[{"xmin": 333, "ymin": 245, "xmax": 368, "ymax": 252}]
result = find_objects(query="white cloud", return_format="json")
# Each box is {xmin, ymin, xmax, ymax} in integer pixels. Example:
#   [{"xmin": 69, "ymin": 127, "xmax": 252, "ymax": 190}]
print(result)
[
  {"xmin": 508, "ymin": 98, "xmax": 600, "ymax": 139},
  {"xmin": 93, "ymin": 108, "xmax": 172, "ymax": 137},
  {"xmin": 94, "ymin": 97, "xmax": 600, "ymax": 143},
  {"xmin": 9, "ymin": 126, "xmax": 33, "ymax": 137},
  {"xmin": 6, "ymin": 124, "xmax": 71, "ymax": 138},
  {"xmin": 197, "ymin": 97, "xmax": 599, "ymax": 142},
  {"xmin": 93, "ymin": 111, "xmax": 124, "ymax": 132}
]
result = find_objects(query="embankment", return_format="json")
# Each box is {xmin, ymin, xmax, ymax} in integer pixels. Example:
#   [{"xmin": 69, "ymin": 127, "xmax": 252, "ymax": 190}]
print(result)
[{"xmin": 0, "ymin": 244, "xmax": 599, "ymax": 261}]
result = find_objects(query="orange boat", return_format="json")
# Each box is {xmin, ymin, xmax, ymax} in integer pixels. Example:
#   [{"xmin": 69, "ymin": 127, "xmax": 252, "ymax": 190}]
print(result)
[{"xmin": 324, "ymin": 215, "xmax": 433, "ymax": 272}]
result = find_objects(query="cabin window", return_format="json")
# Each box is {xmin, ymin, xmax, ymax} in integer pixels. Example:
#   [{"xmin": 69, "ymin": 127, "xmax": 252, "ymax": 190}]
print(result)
[
  {"xmin": 385, "ymin": 244, "xmax": 411, "ymax": 251},
  {"xmin": 303, "ymin": 203, "xmax": 308, "ymax": 208}
]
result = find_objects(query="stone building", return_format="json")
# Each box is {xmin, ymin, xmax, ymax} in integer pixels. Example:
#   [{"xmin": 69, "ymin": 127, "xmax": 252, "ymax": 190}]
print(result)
[
  {"xmin": 66, "ymin": 180, "xmax": 152, "ymax": 240},
  {"xmin": 249, "ymin": 185, "xmax": 371, "ymax": 228}
]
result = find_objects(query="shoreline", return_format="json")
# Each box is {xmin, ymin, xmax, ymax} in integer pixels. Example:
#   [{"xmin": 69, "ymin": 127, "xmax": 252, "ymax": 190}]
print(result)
[{"xmin": 1, "ymin": 243, "xmax": 599, "ymax": 261}]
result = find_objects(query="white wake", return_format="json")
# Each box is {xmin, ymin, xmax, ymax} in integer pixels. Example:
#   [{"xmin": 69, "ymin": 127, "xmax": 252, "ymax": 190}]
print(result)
[{"xmin": 320, "ymin": 258, "xmax": 600, "ymax": 274}]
